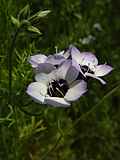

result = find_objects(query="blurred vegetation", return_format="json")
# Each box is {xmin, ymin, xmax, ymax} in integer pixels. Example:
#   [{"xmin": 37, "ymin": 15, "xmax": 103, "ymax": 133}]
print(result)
[{"xmin": 0, "ymin": 0, "xmax": 120, "ymax": 159}]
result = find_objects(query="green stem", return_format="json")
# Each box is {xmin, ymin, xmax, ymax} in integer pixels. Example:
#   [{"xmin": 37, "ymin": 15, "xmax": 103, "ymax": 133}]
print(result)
[
  {"xmin": 8, "ymin": 27, "xmax": 20, "ymax": 105},
  {"xmin": 8, "ymin": 27, "xmax": 21, "ymax": 159}
]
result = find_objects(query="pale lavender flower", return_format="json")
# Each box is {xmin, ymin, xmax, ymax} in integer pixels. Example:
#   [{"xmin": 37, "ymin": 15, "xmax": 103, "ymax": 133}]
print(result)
[
  {"xmin": 26, "ymin": 60, "xmax": 87, "ymax": 107},
  {"xmin": 28, "ymin": 54, "xmax": 47, "ymax": 68},
  {"xmin": 64, "ymin": 45, "xmax": 113, "ymax": 84},
  {"xmin": 28, "ymin": 51, "xmax": 66, "ymax": 73}
]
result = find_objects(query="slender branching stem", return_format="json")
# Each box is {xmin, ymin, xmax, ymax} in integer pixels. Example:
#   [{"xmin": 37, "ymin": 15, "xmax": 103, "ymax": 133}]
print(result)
[
  {"xmin": 8, "ymin": 26, "xmax": 22, "ymax": 159},
  {"xmin": 8, "ymin": 27, "xmax": 20, "ymax": 105}
]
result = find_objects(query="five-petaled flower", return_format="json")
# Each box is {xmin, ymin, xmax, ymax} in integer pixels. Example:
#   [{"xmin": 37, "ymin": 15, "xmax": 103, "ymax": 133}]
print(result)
[
  {"xmin": 28, "ymin": 51, "xmax": 65, "ymax": 73},
  {"xmin": 27, "ymin": 45, "xmax": 113, "ymax": 107},
  {"xmin": 27, "ymin": 60, "xmax": 87, "ymax": 107},
  {"xmin": 63, "ymin": 45, "xmax": 113, "ymax": 84}
]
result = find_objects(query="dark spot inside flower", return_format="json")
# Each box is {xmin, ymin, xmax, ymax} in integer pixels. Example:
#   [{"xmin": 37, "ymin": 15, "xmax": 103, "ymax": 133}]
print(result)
[
  {"xmin": 64, "ymin": 47, "xmax": 68, "ymax": 52},
  {"xmin": 76, "ymin": 65, "xmax": 94, "ymax": 82},
  {"xmin": 76, "ymin": 72, "xmax": 87, "ymax": 81},
  {"xmin": 54, "ymin": 65, "xmax": 59, "ymax": 68},
  {"xmin": 67, "ymin": 54, "xmax": 72, "ymax": 59},
  {"xmin": 47, "ymin": 79, "xmax": 69, "ymax": 97},
  {"xmin": 81, "ymin": 65, "xmax": 94, "ymax": 74}
]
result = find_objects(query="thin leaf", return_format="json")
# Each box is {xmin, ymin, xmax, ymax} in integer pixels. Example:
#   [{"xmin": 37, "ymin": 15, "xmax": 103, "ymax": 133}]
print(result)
[
  {"xmin": 27, "ymin": 26, "xmax": 42, "ymax": 35},
  {"xmin": 18, "ymin": 4, "xmax": 30, "ymax": 19},
  {"xmin": 37, "ymin": 10, "xmax": 51, "ymax": 18},
  {"xmin": 28, "ymin": 10, "xmax": 51, "ymax": 21},
  {"xmin": 11, "ymin": 16, "xmax": 20, "ymax": 28}
]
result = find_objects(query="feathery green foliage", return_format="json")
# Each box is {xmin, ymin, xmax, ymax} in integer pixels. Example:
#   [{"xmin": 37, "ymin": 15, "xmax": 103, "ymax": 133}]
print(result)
[{"xmin": 0, "ymin": 0, "xmax": 120, "ymax": 159}]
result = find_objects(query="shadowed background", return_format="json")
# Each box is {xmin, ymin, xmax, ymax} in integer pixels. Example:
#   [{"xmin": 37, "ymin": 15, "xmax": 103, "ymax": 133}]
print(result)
[{"xmin": 0, "ymin": 0, "xmax": 120, "ymax": 159}]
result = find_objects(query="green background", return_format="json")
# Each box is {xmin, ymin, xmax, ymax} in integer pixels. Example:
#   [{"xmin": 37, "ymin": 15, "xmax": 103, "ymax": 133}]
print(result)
[{"xmin": 0, "ymin": 0, "xmax": 120, "ymax": 159}]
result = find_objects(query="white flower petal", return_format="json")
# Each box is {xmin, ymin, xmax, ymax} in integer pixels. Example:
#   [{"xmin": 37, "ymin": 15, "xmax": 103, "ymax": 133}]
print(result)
[
  {"xmin": 72, "ymin": 59, "xmax": 81, "ymax": 72},
  {"xmin": 77, "ymin": 52, "xmax": 98, "ymax": 67},
  {"xmin": 85, "ymin": 72, "xmax": 106, "ymax": 85},
  {"xmin": 64, "ymin": 80, "xmax": 87, "ymax": 101},
  {"xmin": 37, "ymin": 63, "xmax": 56, "ymax": 73},
  {"xmin": 35, "ymin": 73, "xmax": 49, "ymax": 83},
  {"xmin": 45, "ymin": 97, "xmax": 70, "ymax": 107},
  {"xmin": 66, "ymin": 61, "xmax": 79, "ymax": 83},
  {"xmin": 35, "ymin": 70, "xmax": 58, "ymax": 84},
  {"xmin": 28, "ymin": 54, "xmax": 47, "ymax": 68},
  {"xmin": 57, "ymin": 60, "xmax": 71, "ymax": 80},
  {"xmin": 26, "ymin": 82, "xmax": 47, "ymax": 104},
  {"xmin": 94, "ymin": 64, "xmax": 113, "ymax": 77},
  {"xmin": 46, "ymin": 55, "xmax": 65, "ymax": 65},
  {"xmin": 70, "ymin": 46, "xmax": 82, "ymax": 64}
]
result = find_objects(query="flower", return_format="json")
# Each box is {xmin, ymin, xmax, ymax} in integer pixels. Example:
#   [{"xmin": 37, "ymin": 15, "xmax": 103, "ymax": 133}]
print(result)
[
  {"xmin": 28, "ymin": 54, "xmax": 48, "ymax": 68},
  {"xmin": 64, "ymin": 45, "xmax": 113, "ymax": 84},
  {"xmin": 28, "ymin": 51, "xmax": 66, "ymax": 75},
  {"xmin": 26, "ymin": 60, "xmax": 87, "ymax": 107}
]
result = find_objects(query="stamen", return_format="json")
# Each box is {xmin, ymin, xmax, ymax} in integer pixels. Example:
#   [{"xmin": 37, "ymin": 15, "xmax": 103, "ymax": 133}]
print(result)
[
  {"xmin": 81, "ymin": 65, "xmax": 94, "ymax": 74},
  {"xmin": 47, "ymin": 79, "xmax": 69, "ymax": 97},
  {"xmin": 56, "ymin": 87, "xmax": 64, "ymax": 97},
  {"xmin": 55, "ymin": 46, "xmax": 58, "ymax": 54}
]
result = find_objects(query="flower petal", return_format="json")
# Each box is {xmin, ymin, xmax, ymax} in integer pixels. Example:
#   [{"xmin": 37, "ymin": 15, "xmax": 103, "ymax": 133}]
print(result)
[
  {"xmin": 37, "ymin": 63, "xmax": 56, "ymax": 73},
  {"xmin": 72, "ymin": 59, "xmax": 81, "ymax": 72},
  {"xmin": 35, "ymin": 70, "xmax": 57, "ymax": 84},
  {"xmin": 57, "ymin": 60, "xmax": 71, "ymax": 80},
  {"xmin": 26, "ymin": 82, "xmax": 47, "ymax": 104},
  {"xmin": 45, "ymin": 97, "xmax": 70, "ymax": 107},
  {"xmin": 64, "ymin": 80, "xmax": 87, "ymax": 101},
  {"xmin": 70, "ymin": 45, "xmax": 82, "ymax": 64},
  {"xmin": 46, "ymin": 55, "xmax": 65, "ymax": 65},
  {"xmin": 94, "ymin": 64, "xmax": 113, "ymax": 77},
  {"xmin": 35, "ymin": 73, "xmax": 49, "ymax": 83},
  {"xmin": 80, "ymin": 52, "xmax": 98, "ymax": 66},
  {"xmin": 69, "ymin": 45, "xmax": 80, "ymax": 52},
  {"xmin": 65, "ymin": 60, "xmax": 79, "ymax": 83},
  {"xmin": 85, "ymin": 72, "xmax": 106, "ymax": 85},
  {"xmin": 28, "ymin": 54, "xmax": 47, "ymax": 68}
]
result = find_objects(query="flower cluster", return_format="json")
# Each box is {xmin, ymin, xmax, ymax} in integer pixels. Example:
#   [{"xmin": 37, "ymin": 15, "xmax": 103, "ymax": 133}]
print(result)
[{"xmin": 27, "ymin": 45, "xmax": 113, "ymax": 107}]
